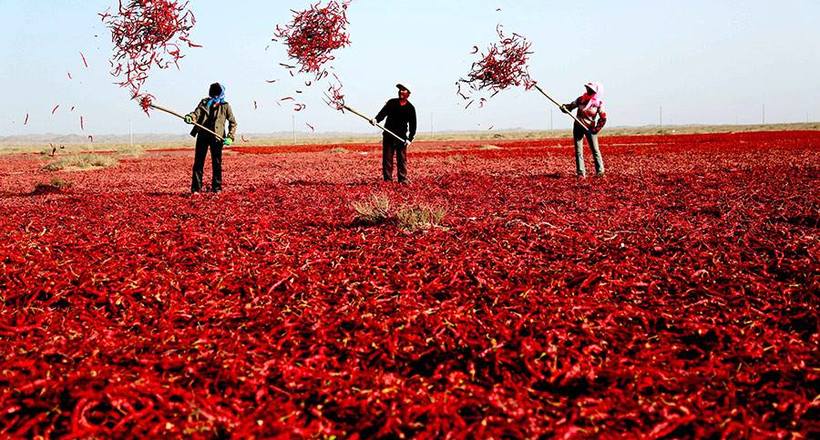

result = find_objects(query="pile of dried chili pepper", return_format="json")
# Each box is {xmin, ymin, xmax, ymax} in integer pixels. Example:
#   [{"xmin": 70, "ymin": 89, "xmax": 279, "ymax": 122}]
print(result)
[{"xmin": 0, "ymin": 131, "xmax": 817, "ymax": 437}]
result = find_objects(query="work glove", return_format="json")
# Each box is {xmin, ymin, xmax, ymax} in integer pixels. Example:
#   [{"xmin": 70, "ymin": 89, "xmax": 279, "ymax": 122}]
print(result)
[
  {"xmin": 404, "ymin": 139, "xmax": 412, "ymax": 147},
  {"xmin": 560, "ymin": 105, "xmax": 570, "ymax": 114},
  {"xmin": 223, "ymin": 137, "xmax": 234, "ymax": 146},
  {"xmin": 369, "ymin": 118, "xmax": 377, "ymax": 126},
  {"xmin": 184, "ymin": 114, "xmax": 194, "ymax": 124}
]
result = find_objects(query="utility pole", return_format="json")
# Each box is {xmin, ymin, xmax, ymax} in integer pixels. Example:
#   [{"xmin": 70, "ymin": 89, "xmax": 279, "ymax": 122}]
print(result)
[
  {"xmin": 659, "ymin": 105, "xmax": 663, "ymax": 130},
  {"xmin": 762, "ymin": 104, "xmax": 766, "ymax": 125},
  {"xmin": 430, "ymin": 112, "xmax": 434, "ymax": 135}
]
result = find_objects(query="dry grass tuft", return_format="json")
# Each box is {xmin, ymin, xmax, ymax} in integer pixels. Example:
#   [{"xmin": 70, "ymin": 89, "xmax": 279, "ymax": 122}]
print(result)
[
  {"xmin": 396, "ymin": 204, "xmax": 447, "ymax": 231},
  {"xmin": 351, "ymin": 194, "xmax": 391, "ymax": 225},
  {"xmin": 42, "ymin": 154, "xmax": 118, "ymax": 171}
]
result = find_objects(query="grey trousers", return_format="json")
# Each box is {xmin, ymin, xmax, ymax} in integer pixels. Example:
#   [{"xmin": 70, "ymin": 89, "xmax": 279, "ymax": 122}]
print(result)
[{"xmin": 573, "ymin": 123, "xmax": 605, "ymax": 177}]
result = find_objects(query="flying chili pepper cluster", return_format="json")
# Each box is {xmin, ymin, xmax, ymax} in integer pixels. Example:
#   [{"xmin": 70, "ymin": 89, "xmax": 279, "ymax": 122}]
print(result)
[
  {"xmin": 272, "ymin": 1, "xmax": 353, "ymax": 122},
  {"xmin": 99, "ymin": 0, "xmax": 200, "ymax": 113},
  {"xmin": 458, "ymin": 25, "xmax": 536, "ymax": 108},
  {"xmin": 272, "ymin": 0, "xmax": 352, "ymax": 80}
]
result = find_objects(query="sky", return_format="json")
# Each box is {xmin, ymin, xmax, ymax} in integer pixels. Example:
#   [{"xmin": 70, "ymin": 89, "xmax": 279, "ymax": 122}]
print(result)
[{"xmin": 1, "ymin": 0, "xmax": 819, "ymax": 137}]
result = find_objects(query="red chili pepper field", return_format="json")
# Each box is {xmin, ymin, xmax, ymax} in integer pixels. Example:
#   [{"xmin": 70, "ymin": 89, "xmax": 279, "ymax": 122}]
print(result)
[{"xmin": 0, "ymin": 130, "xmax": 817, "ymax": 437}]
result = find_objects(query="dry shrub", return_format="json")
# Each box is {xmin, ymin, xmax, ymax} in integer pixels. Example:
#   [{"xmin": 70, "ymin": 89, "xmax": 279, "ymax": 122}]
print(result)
[
  {"xmin": 352, "ymin": 196, "xmax": 447, "ymax": 231},
  {"xmin": 32, "ymin": 178, "xmax": 73, "ymax": 195},
  {"xmin": 351, "ymin": 194, "xmax": 391, "ymax": 225},
  {"xmin": 43, "ymin": 154, "xmax": 118, "ymax": 171},
  {"xmin": 396, "ymin": 204, "xmax": 447, "ymax": 231}
]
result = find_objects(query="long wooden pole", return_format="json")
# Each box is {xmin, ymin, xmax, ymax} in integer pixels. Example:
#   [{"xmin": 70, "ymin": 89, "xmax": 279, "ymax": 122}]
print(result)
[
  {"xmin": 342, "ymin": 105, "xmax": 407, "ymax": 144},
  {"xmin": 532, "ymin": 84, "xmax": 589, "ymax": 131},
  {"xmin": 149, "ymin": 103, "xmax": 224, "ymax": 141}
]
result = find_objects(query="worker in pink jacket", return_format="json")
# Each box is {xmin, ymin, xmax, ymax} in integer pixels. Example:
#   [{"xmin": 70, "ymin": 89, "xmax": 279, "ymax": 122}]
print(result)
[{"xmin": 561, "ymin": 82, "xmax": 607, "ymax": 177}]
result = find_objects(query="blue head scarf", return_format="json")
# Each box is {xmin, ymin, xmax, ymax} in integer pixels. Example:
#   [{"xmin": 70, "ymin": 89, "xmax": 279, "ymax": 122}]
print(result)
[{"xmin": 207, "ymin": 83, "xmax": 226, "ymax": 108}]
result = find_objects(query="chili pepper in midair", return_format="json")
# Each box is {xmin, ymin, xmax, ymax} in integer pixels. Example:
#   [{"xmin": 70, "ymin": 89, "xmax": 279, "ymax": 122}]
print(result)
[
  {"xmin": 458, "ymin": 25, "xmax": 535, "ymax": 105},
  {"xmin": 100, "ymin": 0, "xmax": 199, "ymax": 113},
  {"xmin": 273, "ymin": 1, "xmax": 352, "ymax": 80}
]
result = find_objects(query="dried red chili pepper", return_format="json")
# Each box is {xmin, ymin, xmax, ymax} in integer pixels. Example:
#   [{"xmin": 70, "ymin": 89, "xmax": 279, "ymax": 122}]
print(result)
[
  {"xmin": 0, "ymin": 130, "xmax": 816, "ymax": 438},
  {"xmin": 139, "ymin": 94, "xmax": 155, "ymax": 114},
  {"xmin": 458, "ymin": 25, "xmax": 535, "ymax": 105},
  {"xmin": 273, "ymin": 0, "xmax": 352, "ymax": 80},
  {"xmin": 100, "ymin": 0, "xmax": 199, "ymax": 112}
]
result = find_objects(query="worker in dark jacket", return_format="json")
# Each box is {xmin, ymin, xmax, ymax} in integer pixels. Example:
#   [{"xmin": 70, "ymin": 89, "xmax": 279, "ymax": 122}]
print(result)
[
  {"xmin": 184, "ymin": 82, "xmax": 237, "ymax": 193},
  {"xmin": 371, "ymin": 84, "xmax": 417, "ymax": 183}
]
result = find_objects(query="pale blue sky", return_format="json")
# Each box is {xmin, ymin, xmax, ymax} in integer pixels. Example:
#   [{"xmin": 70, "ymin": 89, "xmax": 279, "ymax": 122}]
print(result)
[{"xmin": 1, "ymin": 0, "xmax": 818, "ymax": 136}]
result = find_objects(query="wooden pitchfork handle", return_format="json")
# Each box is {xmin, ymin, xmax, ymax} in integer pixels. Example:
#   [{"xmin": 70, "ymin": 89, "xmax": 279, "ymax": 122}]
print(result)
[
  {"xmin": 149, "ymin": 103, "xmax": 225, "ymax": 141},
  {"xmin": 532, "ymin": 84, "xmax": 590, "ymax": 132},
  {"xmin": 342, "ymin": 105, "xmax": 408, "ymax": 144}
]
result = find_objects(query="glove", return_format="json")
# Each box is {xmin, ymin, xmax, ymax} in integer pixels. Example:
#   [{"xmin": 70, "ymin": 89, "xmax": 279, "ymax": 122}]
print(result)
[
  {"xmin": 369, "ymin": 118, "xmax": 377, "ymax": 126},
  {"xmin": 404, "ymin": 139, "xmax": 412, "ymax": 147},
  {"xmin": 589, "ymin": 127, "xmax": 600, "ymax": 135},
  {"xmin": 560, "ymin": 105, "xmax": 570, "ymax": 114},
  {"xmin": 223, "ymin": 137, "xmax": 233, "ymax": 146},
  {"xmin": 184, "ymin": 114, "xmax": 194, "ymax": 124}
]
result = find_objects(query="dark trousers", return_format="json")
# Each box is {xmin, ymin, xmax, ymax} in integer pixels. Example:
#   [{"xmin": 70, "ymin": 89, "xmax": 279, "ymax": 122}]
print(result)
[
  {"xmin": 382, "ymin": 137, "xmax": 408, "ymax": 182},
  {"xmin": 192, "ymin": 136, "xmax": 223, "ymax": 192}
]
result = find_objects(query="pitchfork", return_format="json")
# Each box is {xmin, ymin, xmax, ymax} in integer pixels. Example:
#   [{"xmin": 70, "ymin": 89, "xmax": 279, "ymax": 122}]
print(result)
[
  {"xmin": 532, "ymin": 84, "xmax": 590, "ymax": 132},
  {"xmin": 149, "ymin": 103, "xmax": 225, "ymax": 141},
  {"xmin": 325, "ymin": 93, "xmax": 408, "ymax": 144}
]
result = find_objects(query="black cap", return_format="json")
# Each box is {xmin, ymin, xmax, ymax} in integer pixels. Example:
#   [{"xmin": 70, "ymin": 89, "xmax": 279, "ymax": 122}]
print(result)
[
  {"xmin": 209, "ymin": 82, "xmax": 222, "ymax": 97},
  {"xmin": 396, "ymin": 83, "xmax": 410, "ymax": 93}
]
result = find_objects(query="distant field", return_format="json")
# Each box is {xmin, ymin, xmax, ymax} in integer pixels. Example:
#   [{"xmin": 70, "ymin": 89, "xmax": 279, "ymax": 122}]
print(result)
[{"xmin": 2, "ymin": 122, "xmax": 818, "ymax": 155}]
